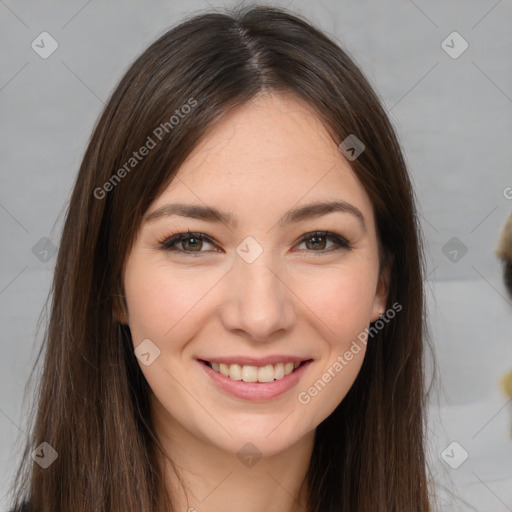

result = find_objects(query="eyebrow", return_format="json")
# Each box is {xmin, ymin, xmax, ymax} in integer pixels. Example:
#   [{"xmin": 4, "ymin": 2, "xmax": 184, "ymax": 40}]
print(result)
[{"xmin": 144, "ymin": 200, "xmax": 366, "ymax": 231}]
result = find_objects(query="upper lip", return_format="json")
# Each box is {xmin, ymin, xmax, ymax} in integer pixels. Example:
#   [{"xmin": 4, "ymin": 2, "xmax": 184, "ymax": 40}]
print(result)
[{"xmin": 199, "ymin": 356, "xmax": 312, "ymax": 366}]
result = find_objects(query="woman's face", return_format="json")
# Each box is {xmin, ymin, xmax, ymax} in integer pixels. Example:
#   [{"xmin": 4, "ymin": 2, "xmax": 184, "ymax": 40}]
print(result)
[{"xmin": 122, "ymin": 92, "xmax": 389, "ymax": 457}]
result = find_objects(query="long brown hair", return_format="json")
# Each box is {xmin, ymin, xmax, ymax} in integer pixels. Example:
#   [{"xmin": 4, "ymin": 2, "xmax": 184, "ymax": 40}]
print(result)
[{"xmin": 8, "ymin": 4, "xmax": 435, "ymax": 511}]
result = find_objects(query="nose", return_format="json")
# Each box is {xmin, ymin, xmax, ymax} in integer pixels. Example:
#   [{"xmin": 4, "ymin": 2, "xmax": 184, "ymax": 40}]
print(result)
[{"xmin": 219, "ymin": 251, "xmax": 296, "ymax": 343}]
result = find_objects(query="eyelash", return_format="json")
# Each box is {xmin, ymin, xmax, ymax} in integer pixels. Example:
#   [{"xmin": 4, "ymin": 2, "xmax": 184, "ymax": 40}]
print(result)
[{"xmin": 157, "ymin": 230, "xmax": 352, "ymax": 257}]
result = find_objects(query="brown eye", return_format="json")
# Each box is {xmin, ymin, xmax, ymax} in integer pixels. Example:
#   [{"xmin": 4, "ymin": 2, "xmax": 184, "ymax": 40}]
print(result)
[
  {"xmin": 304, "ymin": 235, "xmax": 328, "ymax": 250},
  {"xmin": 295, "ymin": 231, "xmax": 351, "ymax": 253},
  {"xmin": 180, "ymin": 236, "xmax": 203, "ymax": 251},
  {"xmin": 159, "ymin": 232, "xmax": 217, "ymax": 256}
]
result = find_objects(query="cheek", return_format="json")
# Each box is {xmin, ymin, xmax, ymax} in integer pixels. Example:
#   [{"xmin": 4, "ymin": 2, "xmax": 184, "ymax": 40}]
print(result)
[
  {"xmin": 289, "ymin": 263, "xmax": 377, "ymax": 339},
  {"xmin": 291, "ymin": 268, "xmax": 375, "ymax": 415},
  {"xmin": 123, "ymin": 256, "xmax": 218, "ymax": 343}
]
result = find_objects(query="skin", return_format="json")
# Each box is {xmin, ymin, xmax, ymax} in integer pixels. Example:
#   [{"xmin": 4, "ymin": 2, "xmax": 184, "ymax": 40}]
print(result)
[{"xmin": 120, "ymin": 91, "xmax": 390, "ymax": 512}]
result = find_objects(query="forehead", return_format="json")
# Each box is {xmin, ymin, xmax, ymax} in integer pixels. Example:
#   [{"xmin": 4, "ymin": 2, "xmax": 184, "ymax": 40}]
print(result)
[
  {"xmin": 176, "ymin": 92, "xmax": 339, "ymax": 179},
  {"xmin": 151, "ymin": 92, "xmax": 374, "ymax": 228}
]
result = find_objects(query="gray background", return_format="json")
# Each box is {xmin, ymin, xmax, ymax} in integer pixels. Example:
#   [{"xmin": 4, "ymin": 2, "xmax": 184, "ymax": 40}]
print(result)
[{"xmin": 1, "ymin": 0, "xmax": 511, "ymax": 510}]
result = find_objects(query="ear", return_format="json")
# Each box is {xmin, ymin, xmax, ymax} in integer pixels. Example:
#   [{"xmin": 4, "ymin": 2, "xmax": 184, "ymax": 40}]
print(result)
[
  {"xmin": 113, "ymin": 297, "xmax": 128, "ymax": 325},
  {"xmin": 113, "ymin": 282, "xmax": 129, "ymax": 325},
  {"xmin": 370, "ymin": 257, "xmax": 392, "ymax": 323}
]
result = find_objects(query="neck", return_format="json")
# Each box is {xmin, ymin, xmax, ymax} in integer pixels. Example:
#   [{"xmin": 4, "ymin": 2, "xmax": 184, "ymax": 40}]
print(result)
[{"xmin": 152, "ymin": 399, "xmax": 315, "ymax": 512}]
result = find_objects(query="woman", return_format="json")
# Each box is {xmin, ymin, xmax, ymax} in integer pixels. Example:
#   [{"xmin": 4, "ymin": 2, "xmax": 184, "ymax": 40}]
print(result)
[{"xmin": 7, "ymin": 4, "xmax": 434, "ymax": 511}]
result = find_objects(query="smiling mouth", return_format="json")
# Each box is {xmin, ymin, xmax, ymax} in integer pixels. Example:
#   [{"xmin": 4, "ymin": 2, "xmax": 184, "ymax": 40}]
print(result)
[{"xmin": 199, "ymin": 359, "xmax": 311, "ymax": 383}]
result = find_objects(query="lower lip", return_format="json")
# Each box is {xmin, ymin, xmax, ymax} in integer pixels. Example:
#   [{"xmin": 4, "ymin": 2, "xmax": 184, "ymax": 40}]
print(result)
[{"xmin": 199, "ymin": 360, "xmax": 312, "ymax": 401}]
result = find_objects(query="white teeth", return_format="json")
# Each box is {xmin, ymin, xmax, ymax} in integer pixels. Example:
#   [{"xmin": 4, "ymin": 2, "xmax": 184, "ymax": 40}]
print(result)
[
  {"xmin": 207, "ymin": 360, "xmax": 304, "ymax": 382},
  {"xmin": 229, "ymin": 363, "xmax": 242, "ymax": 381},
  {"xmin": 242, "ymin": 365, "xmax": 258, "ymax": 382},
  {"xmin": 273, "ymin": 362, "xmax": 284, "ymax": 380},
  {"xmin": 257, "ymin": 365, "xmax": 274, "ymax": 383}
]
